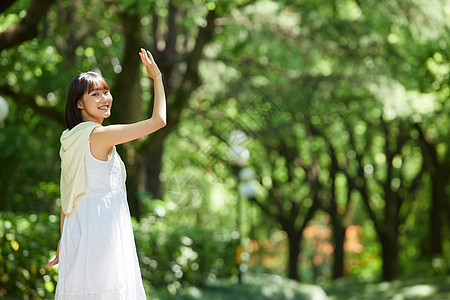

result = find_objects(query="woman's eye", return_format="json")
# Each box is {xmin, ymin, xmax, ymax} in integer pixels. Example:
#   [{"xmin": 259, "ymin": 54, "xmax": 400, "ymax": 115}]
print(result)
[
  {"xmin": 104, "ymin": 91, "xmax": 109, "ymax": 95},
  {"xmin": 92, "ymin": 93, "xmax": 98, "ymax": 96}
]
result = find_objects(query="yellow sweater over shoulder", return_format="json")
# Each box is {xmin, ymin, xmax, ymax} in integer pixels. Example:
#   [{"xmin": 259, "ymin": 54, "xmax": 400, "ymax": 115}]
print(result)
[{"xmin": 59, "ymin": 121, "xmax": 127, "ymax": 215}]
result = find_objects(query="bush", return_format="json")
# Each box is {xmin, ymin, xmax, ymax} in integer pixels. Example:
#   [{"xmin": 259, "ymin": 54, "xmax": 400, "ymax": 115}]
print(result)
[
  {"xmin": 0, "ymin": 211, "xmax": 60, "ymax": 299},
  {"xmin": 133, "ymin": 214, "xmax": 238, "ymax": 293},
  {"xmin": 0, "ymin": 211, "xmax": 238, "ymax": 298}
]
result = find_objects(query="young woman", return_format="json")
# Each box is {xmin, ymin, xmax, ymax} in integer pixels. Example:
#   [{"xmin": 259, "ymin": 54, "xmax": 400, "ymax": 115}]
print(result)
[{"xmin": 47, "ymin": 48, "xmax": 166, "ymax": 299}]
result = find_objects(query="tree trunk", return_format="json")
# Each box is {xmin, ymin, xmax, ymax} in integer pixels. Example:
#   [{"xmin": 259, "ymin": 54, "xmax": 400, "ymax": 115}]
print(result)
[
  {"xmin": 415, "ymin": 123, "xmax": 445, "ymax": 256},
  {"xmin": 0, "ymin": 0, "xmax": 16, "ymax": 14},
  {"xmin": 379, "ymin": 229, "xmax": 399, "ymax": 281},
  {"xmin": 134, "ymin": 8, "xmax": 217, "ymax": 208},
  {"xmin": 286, "ymin": 228, "xmax": 301, "ymax": 281},
  {"xmin": 125, "ymin": 152, "xmax": 146, "ymax": 219},
  {"xmin": 0, "ymin": 0, "xmax": 57, "ymax": 51},
  {"xmin": 110, "ymin": 9, "xmax": 143, "ymax": 218},
  {"xmin": 331, "ymin": 218, "xmax": 346, "ymax": 279},
  {"xmin": 145, "ymin": 142, "xmax": 164, "ymax": 199},
  {"xmin": 430, "ymin": 167, "xmax": 444, "ymax": 255},
  {"xmin": 379, "ymin": 191, "xmax": 400, "ymax": 281}
]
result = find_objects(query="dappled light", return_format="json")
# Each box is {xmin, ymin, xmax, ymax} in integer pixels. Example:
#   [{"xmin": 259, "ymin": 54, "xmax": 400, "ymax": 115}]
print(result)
[{"xmin": 1, "ymin": 0, "xmax": 449, "ymax": 299}]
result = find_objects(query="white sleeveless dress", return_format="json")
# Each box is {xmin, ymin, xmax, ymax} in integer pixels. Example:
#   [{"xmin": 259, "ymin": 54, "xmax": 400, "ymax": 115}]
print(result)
[{"xmin": 55, "ymin": 140, "xmax": 146, "ymax": 299}]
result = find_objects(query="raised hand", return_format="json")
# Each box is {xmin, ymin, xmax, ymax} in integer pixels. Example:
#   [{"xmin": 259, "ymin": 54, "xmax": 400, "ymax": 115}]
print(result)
[{"xmin": 139, "ymin": 48, "xmax": 162, "ymax": 80}]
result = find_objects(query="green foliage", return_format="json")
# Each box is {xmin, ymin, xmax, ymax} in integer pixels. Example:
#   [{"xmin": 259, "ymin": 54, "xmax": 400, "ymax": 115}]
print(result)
[
  {"xmin": 133, "ymin": 199, "xmax": 238, "ymax": 294},
  {"xmin": 0, "ymin": 211, "xmax": 60, "ymax": 299},
  {"xmin": 0, "ymin": 211, "xmax": 238, "ymax": 298},
  {"xmin": 0, "ymin": 100, "xmax": 62, "ymax": 213},
  {"xmin": 345, "ymin": 220, "xmax": 382, "ymax": 282},
  {"xmin": 1, "ymin": 0, "xmax": 449, "ymax": 288},
  {"xmin": 134, "ymin": 219, "xmax": 237, "ymax": 292}
]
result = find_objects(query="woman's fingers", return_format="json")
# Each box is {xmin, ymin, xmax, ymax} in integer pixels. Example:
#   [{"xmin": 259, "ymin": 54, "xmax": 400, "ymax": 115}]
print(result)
[
  {"xmin": 139, "ymin": 48, "xmax": 156, "ymax": 66},
  {"xmin": 139, "ymin": 49, "xmax": 146, "ymax": 63},
  {"xmin": 138, "ymin": 47, "xmax": 161, "ymax": 79},
  {"xmin": 139, "ymin": 48, "xmax": 152, "ymax": 65},
  {"xmin": 47, "ymin": 257, "xmax": 58, "ymax": 268}
]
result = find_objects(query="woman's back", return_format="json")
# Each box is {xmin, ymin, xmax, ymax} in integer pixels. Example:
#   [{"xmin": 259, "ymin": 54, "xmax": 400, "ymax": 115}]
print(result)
[{"xmin": 85, "ymin": 140, "xmax": 125, "ymax": 195}]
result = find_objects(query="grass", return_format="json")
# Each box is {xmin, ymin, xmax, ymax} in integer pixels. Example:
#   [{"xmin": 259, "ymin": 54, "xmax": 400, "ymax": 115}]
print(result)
[
  {"xmin": 148, "ymin": 274, "xmax": 450, "ymax": 300},
  {"xmin": 4, "ymin": 273, "xmax": 449, "ymax": 299},
  {"xmin": 148, "ymin": 274, "xmax": 327, "ymax": 300},
  {"xmin": 323, "ymin": 276, "xmax": 450, "ymax": 300}
]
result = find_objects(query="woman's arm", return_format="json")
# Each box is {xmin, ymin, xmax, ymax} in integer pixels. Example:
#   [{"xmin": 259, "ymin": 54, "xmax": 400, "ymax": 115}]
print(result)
[
  {"xmin": 47, "ymin": 208, "xmax": 64, "ymax": 268},
  {"xmin": 91, "ymin": 48, "xmax": 166, "ymax": 148},
  {"xmin": 60, "ymin": 207, "xmax": 65, "ymax": 234}
]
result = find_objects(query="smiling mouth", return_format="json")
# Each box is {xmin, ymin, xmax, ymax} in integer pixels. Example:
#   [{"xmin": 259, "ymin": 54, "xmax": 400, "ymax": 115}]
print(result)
[{"xmin": 98, "ymin": 104, "xmax": 109, "ymax": 110}]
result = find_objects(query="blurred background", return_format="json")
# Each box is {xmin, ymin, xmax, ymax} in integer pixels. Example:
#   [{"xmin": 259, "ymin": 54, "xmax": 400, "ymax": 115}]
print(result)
[{"xmin": 0, "ymin": 0, "xmax": 449, "ymax": 299}]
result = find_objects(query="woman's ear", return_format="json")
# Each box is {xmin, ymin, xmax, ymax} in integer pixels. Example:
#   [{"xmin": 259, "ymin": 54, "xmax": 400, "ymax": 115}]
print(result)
[{"xmin": 77, "ymin": 99, "xmax": 84, "ymax": 110}]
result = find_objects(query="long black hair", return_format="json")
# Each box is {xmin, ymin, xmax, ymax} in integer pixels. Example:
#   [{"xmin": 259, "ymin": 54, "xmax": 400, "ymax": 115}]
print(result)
[{"xmin": 65, "ymin": 71, "xmax": 110, "ymax": 130}]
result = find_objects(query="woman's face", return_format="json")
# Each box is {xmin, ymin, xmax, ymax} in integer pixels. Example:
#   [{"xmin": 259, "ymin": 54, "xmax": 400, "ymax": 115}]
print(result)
[{"xmin": 77, "ymin": 88, "xmax": 113, "ymax": 123}]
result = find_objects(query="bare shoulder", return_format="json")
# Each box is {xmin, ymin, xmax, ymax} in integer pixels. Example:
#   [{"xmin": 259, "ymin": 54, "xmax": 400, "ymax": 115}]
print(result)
[{"xmin": 89, "ymin": 127, "xmax": 114, "ymax": 161}]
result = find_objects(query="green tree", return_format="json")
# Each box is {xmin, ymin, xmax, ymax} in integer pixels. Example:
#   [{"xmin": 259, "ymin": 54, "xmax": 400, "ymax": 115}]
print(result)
[{"xmin": 0, "ymin": 0, "xmax": 252, "ymax": 219}]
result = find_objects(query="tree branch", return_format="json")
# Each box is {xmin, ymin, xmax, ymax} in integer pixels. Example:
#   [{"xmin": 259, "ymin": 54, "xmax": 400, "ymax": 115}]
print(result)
[
  {"xmin": 300, "ymin": 200, "xmax": 319, "ymax": 232},
  {"xmin": 0, "ymin": 84, "xmax": 65, "ymax": 126},
  {"xmin": 152, "ymin": 12, "xmax": 159, "ymax": 49},
  {"xmin": 139, "ymin": 8, "xmax": 217, "ymax": 157},
  {"xmin": 249, "ymin": 195, "xmax": 280, "ymax": 223},
  {"xmin": 415, "ymin": 123, "xmax": 438, "ymax": 166},
  {"xmin": 166, "ymin": 0, "xmax": 178, "ymax": 58},
  {"xmin": 0, "ymin": 0, "xmax": 56, "ymax": 51},
  {"xmin": 0, "ymin": 0, "xmax": 16, "ymax": 14},
  {"xmin": 271, "ymin": 180, "xmax": 290, "ymax": 222},
  {"xmin": 344, "ymin": 119, "xmax": 381, "ymax": 232},
  {"xmin": 172, "ymin": 8, "xmax": 216, "ymax": 111},
  {"xmin": 398, "ymin": 161, "xmax": 424, "ymax": 224},
  {"xmin": 156, "ymin": 1, "xmax": 179, "ymax": 93}
]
